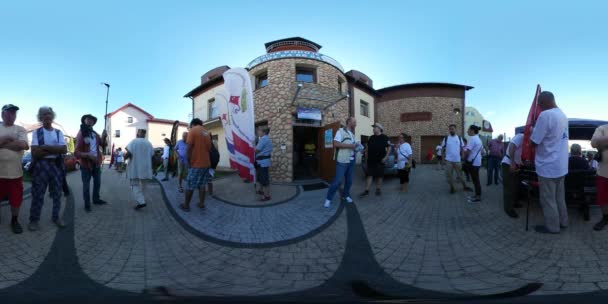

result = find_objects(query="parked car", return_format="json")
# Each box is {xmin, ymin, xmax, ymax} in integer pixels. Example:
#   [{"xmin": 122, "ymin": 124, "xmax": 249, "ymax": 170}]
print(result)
[
  {"xmin": 22, "ymin": 152, "xmax": 32, "ymax": 170},
  {"xmin": 361, "ymin": 145, "xmax": 398, "ymax": 177},
  {"xmin": 64, "ymin": 153, "xmax": 81, "ymax": 171}
]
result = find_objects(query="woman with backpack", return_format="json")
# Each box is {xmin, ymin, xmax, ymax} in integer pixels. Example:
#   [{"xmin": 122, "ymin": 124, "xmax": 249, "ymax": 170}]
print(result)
[{"xmin": 396, "ymin": 133, "xmax": 413, "ymax": 192}]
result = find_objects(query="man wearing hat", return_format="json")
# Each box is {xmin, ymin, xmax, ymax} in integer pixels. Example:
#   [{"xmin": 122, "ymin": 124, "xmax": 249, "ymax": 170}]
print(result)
[
  {"xmin": 360, "ymin": 122, "xmax": 392, "ymax": 198},
  {"xmin": 75, "ymin": 114, "xmax": 108, "ymax": 212},
  {"xmin": 0, "ymin": 104, "xmax": 29, "ymax": 233}
]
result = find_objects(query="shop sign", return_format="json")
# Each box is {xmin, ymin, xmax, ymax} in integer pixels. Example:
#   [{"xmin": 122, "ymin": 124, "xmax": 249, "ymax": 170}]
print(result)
[
  {"xmin": 297, "ymin": 107, "xmax": 322, "ymax": 121},
  {"xmin": 401, "ymin": 112, "xmax": 432, "ymax": 122}
]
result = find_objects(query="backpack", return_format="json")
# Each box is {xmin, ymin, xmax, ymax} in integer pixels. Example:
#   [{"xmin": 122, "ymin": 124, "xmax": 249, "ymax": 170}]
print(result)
[
  {"xmin": 443, "ymin": 135, "xmax": 463, "ymax": 150},
  {"xmin": 210, "ymin": 143, "xmax": 220, "ymax": 169}
]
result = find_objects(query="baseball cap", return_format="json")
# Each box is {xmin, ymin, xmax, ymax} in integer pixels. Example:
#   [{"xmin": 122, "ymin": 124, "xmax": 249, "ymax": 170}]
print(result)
[
  {"xmin": 372, "ymin": 123, "xmax": 384, "ymax": 132},
  {"xmin": 2, "ymin": 104, "xmax": 19, "ymax": 112}
]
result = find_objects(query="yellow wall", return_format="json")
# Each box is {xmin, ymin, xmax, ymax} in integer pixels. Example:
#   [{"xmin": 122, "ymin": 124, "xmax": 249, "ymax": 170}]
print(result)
[
  {"xmin": 147, "ymin": 122, "xmax": 188, "ymax": 148},
  {"xmin": 353, "ymin": 87, "xmax": 375, "ymax": 163},
  {"xmin": 193, "ymin": 84, "xmax": 225, "ymax": 122}
]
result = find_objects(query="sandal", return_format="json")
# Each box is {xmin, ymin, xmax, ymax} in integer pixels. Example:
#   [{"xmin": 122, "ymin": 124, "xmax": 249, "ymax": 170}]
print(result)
[{"xmin": 178, "ymin": 204, "xmax": 190, "ymax": 212}]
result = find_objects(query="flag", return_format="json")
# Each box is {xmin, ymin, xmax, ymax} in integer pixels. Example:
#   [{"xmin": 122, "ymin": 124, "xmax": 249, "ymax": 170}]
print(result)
[
  {"xmin": 216, "ymin": 88, "xmax": 239, "ymax": 170},
  {"xmin": 521, "ymin": 84, "xmax": 542, "ymax": 163},
  {"xmin": 222, "ymin": 68, "xmax": 257, "ymax": 182}
]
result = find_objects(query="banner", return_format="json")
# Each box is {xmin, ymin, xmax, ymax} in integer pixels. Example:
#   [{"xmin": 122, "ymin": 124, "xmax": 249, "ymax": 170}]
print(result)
[
  {"xmin": 222, "ymin": 68, "xmax": 256, "ymax": 182},
  {"xmin": 521, "ymin": 84, "xmax": 542, "ymax": 163},
  {"xmin": 215, "ymin": 88, "xmax": 238, "ymax": 170},
  {"xmin": 297, "ymin": 107, "xmax": 322, "ymax": 121}
]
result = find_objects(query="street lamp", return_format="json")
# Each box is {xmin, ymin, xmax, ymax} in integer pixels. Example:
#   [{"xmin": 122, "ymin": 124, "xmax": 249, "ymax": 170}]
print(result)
[{"xmin": 101, "ymin": 82, "xmax": 110, "ymax": 154}]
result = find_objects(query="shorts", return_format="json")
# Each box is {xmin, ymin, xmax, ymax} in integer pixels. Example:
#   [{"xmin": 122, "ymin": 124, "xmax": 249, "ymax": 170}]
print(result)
[
  {"xmin": 0, "ymin": 177, "xmax": 23, "ymax": 208},
  {"xmin": 366, "ymin": 162, "xmax": 385, "ymax": 178},
  {"xmin": 178, "ymin": 161, "xmax": 188, "ymax": 178},
  {"xmin": 597, "ymin": 175, "xmax": 608, "ymax": 206},
  {"xmin": 257, "ymin": 167, "xmax": 270, "ymax": 186},
  {"xmin": 187, "ymin": 168, "xmax": 211, "ymax": 191}
]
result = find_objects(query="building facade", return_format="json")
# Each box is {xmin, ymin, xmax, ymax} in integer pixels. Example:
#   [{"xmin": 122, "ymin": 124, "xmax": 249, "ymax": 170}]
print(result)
[
  {"xmin": 185, "ymin": 37, "xmax": 473, "ymax": 181},
  {"xmin": 105, "ymin": 103, "xmax": 188, "ymax": 151}
]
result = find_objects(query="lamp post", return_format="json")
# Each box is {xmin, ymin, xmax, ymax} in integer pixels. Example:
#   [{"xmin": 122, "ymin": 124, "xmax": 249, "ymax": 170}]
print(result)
[{"xmin": 101, "ymin": 82, "xmax": 110, "ymax": 154}]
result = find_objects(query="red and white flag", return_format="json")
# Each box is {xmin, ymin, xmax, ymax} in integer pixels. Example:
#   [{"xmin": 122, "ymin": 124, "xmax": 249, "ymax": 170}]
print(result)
[{"xmin": 521, "ymin": 84, "xmax": 542, "ymax": 163}]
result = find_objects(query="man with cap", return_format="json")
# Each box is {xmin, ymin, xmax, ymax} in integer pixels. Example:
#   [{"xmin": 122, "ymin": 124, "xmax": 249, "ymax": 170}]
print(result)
[
  {"xmin": 0, "ymin": 104, "xmax": 29, "ymax": 233},
  {"xmin": 360, "ymin": 123, "xmax": 392, "ymax": 198},
  {"xmin": 75, "ymin": 113, "xmax": 108, "ymax": 212}
]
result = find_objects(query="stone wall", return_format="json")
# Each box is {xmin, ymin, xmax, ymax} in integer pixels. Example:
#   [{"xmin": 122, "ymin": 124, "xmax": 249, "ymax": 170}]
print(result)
[
  {"xmin": 249, "ymin": 58, "xmax": 348, "ymax": 182},
  {"xmin": 375, "ymin": 97, "xmax": 464, "ymax": 162}
]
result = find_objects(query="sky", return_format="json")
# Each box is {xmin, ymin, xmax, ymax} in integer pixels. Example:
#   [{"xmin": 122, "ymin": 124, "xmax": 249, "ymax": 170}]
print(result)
[{"xmin": 1, "ymin": 0, "xmax": 607, "ymax": 139}]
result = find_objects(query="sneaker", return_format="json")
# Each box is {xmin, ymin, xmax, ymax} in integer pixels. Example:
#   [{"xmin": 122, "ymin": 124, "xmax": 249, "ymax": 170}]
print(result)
[
  {"xmin": 324, "ymin": 200, "xmax": 331, "ymax": 208},
  {"xmin": 53, "ymin": 218, "xmax": 66, "ymax": 228},
  {"xmin": 11, "ymin": 221, "xmax": 23, "ymax": 234},
  {"xmin": 28, "ymin": 221, "xmax": 40, "ymax": 232},
  {"xmin": 93, "ymin": 200, "xmax": 108, "ymax": 205},
  {"xmin": 593, "ymin": 217, "xmax": 608, "ymax": 231},
  {"xmin": 359, "ymin": 190, "xmax": 369, "ymax": 198},
  {"xmin": 506, "ymin": 210, "xmax": 519, "ymax": 219},
  {"xmin": 134, "ymin": 204, "xmax": 147, "ymax": 210},
  {"xmin": 161, "ymin": 178, "xmax": 169, "ymax": 182},
  {"xmin": 467, "ymin": 197, "xmax": 481, "ymax": 203},
  {"xmin": 343, "ymin": 197, "xmax": 354, "ymax": 204},
  {"xmin": 534, "ymin": 225, "xmax": 559, "ymax": 234},
  {"xmin": 85, "ymin": 206, "xmax": 92, "ymax": 212}
]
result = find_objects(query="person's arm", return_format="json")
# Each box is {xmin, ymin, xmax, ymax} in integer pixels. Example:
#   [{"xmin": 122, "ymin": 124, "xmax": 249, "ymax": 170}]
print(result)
[
  {"xmin": 0, "ymin": 134, "xmax": 28, "ymax": 151},
  {"xmin": 591, "ymin": 127, "xmax": 608, "ymax": 149},
  {"xmin": 74, "ymin": 132, "xmax": 88, "ymax": 160},
  {"xmin": 382, "ymin": 143, "xmax": 392, "ymax": 163}
]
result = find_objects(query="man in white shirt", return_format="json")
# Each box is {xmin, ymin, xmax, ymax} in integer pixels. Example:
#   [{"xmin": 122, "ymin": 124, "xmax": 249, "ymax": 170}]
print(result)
[
  {"xmin": 442, "ymin": 124, "xmax": 473, "ymax": 194},
  {"xmin": 464, "ymin": 125, "xmax": 483, "ymax": 203},
  {"xmin": 502, "ymin": 131, "xmax": 524, "ymax": 218},
  {"xmin": 161, "ymin": 138, "xmax": 171, "ymax": 181},
  {"xmin": 530, "ymin": 91, "xmax": 569, "ymax": 234},
  {"xmin": 29, "ymin": 106, "xmax": 68, "ymax": 231},
  {"xmin": 435, "ymin": 143, "xmax": 444, "ymax": 170},
  {"xmin": 324, "ymin": 117, "xmax": 359, "ymax": 208},
  {"xmin": 125, "ymin": 129, "xmax": 155, "ymax": 210}
]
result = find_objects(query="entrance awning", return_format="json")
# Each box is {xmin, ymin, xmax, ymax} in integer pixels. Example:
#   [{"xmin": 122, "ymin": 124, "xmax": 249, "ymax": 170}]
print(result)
[{"xmin": 292, "ymin": 83, "xmax": 348, "ymax": 110}]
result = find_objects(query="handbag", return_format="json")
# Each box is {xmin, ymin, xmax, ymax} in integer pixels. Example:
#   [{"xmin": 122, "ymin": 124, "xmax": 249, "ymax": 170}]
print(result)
[{"xmin": 464, "ymin": 147, "xmax": 481, "ymax": 171}]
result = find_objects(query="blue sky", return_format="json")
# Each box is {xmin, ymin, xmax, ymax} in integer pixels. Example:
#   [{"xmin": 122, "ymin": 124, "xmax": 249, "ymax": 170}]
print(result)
[{"xmin": 1, "ymin": 0, "xmax": 607, "ymax": 138}]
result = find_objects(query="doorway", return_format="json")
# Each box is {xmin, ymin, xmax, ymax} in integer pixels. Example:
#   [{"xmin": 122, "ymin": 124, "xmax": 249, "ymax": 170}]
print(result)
[{"xmin": 293, "ymin": 126, "xmax": 319, "ymax": 180}]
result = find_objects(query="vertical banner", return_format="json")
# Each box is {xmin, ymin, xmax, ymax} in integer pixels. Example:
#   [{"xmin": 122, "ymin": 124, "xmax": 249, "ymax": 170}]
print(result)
[
  {"xmin": 521, "ymin": 84, "xmax": 542, "ymax": 163},
  {"xmin": 222, "ymin": 68, "xmax": 256, "ymax": 182},
  {"xmin": 215, "ymin": 88, "xmax": 238, "ymax": 170}
]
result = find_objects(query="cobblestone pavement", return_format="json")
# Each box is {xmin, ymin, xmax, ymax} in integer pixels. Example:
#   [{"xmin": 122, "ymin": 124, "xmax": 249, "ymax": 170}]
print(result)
[
  {"xmin": 2, "ymin": 166, "xmax": 608, "ymax": 303},
  {"xmin": 206, "ymin": 172, "xmax": 299, "ymax": 206}
]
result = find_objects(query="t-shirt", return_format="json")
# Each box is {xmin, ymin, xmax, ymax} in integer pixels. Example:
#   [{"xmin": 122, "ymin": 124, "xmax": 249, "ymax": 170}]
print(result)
[
  {"xmin": 397, "ymin": 142, "xmax": 413, "ymax": 169},
  {"xmin": 592, "ymin": 124, "xmax": 608, "ymax": 178},
  {"xmin": 568, "ymin": 156, "xmax": 590, "ymax": 171},
  {"xmin": 334, "ymin": 128, "xmax": 355, "ymax": 160},
  {"xmin": 488, "ymin": 139, "xmax": 504, "ymax": 157},
  {"xmin": 0, "ymin": 124, "xmax": 28, "ymax": 178},
  {"xmin": 530, "ymin": 108, "xmax": 569, "ymax": 178},
  {"xmin": 442, "ymin": 135, "xmax": 464, "ymax": 162},
  {"xmin": 366, "ymin": 134, "xmax": 390, "ymax": 164},
  {"xmin": 162, "ymin": 145, "xmax": 170, "ymax": 159},
  {"xmin": 175, "ymin": 140, "xmax": 188, "ymax": 163},
  {"xmin": 186, "ymin": 125, "xmax": 211, "ymax": 169},
  {"xmin": 465, "ymin": 135, "xmax": 483, "ymax": 167},
  {"xmin": 255, "ymin": 135, "xmax": 273, "ymax": 168},
  {"xmin": 126, "ymin": 138, "xmax": 154, "ymax": 180},
  {"xmin": 31, "ymin": 128, "xmax": 66, "ymax": 159},
  {"xmin": 502, "ymin": 134, "xmax": 524, "ymax": 166},
  {"xmin": 590, "ymin": 159, "xmax": 599, "ymax": 170},
  {"xmin": 435, "ymin": 145, "xmax": 442, "ymax": 156},
  {"xmin": 116, "ymin": 151, "xmax": 124, "ymax": 163}
]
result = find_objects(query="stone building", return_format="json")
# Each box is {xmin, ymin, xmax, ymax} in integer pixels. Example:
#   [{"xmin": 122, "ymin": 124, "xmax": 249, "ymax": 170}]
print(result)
[{"xmin": 184, "ymin": 37, "xmax": 473, "ymax": 181}]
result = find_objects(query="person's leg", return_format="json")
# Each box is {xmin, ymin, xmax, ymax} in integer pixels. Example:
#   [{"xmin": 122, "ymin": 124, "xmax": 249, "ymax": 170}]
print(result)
[
  {"xmin": 365, "ymin": 175, "xmax": 373, "ymax": 191},
  {"xmin": 493, "ymin": 158, "xmax": 501, "ymax": 184},
  {"xmin": 326, "ymin": 163, "xmax": 347, "ymax": 201},
  {"xmin": 93, "ymin": 166, "xmax": 102, "ymax": 203},
  {"xmin": 29, "ymin": 162, "xmax": 49, "ymax": 224},
  {"xmin": 487, "ymin": 157, "xmax": 494, "ymax": 185},
  {"xmin": 162, "ymin": 158, "xmax": 169, "ymax": 180},
  {"xmin": 502, "ymin": 164, "xmax": 515, "ymax": 215},
  {"xmin": 131, "ymin": 179, "xmax": 146, "ymax": 206},
  {"xmin": 342, "ymin": 161, "xmax": 355, "ymax": 199},
  {"xmin": 183, "ymin": 169, "xmax": 194, "ymax": 208},
  {"xmin": 178, "ymin": 163, "xmax": 185, "ymax": 189},
  {"xmin": 555, "ymin": 176, "xmax": 569, "ymax": 228},
  {"xmin": 49, "ymin": 165, "xmax": 63, "ymax": 222},
  {"xmin": 538, "ymin": 176, "xmax": 560, "ymax": 233},
  {"xmin": 62, "ymin": 171, "xmax": 70, "ymax": 195},
  {"xmin": 594, "ymin": 176, "xmax": 608, "ymax": 230},
  {"xmin": 81, "ymin": 168, "xmax": 92, "ymax": 209},
  {"xmin": 470, "ymin": 166, "xmax": 481, "ymax": 199},
  {"xmin": 446, "ymin": 162, "xmax": 455, "ymax": 191}
]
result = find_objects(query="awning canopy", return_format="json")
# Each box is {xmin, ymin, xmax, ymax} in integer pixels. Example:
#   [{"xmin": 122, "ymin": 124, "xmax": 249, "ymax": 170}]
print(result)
[{"xmin": 292, "ymin": 83, "xmax": 347, "ymax": 110}]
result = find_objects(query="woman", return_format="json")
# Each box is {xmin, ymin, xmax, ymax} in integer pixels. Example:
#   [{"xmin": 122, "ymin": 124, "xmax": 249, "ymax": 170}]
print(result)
[
  {"xmin": 115, "ymin": 147, "xmax": 124, "ymax": 172},
  {"xmin": 396, "ymin": 133, "xmax": 413, "ymax": 192},
  {"xmin": 255, "ymin": 126, "xmax": 273, "ymax": 201},
  {"xmin": 462, "ymin": 138, "xmax": 471, "ymax": 182},
  {"xmin": 464, "ymin": 125, "xmax": 483, "ymax": 203}
]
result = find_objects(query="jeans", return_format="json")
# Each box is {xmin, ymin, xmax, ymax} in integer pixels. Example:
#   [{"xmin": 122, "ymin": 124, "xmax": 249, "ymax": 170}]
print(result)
[
  {"xmin": 326, "ymin": 160, "xmax": 355, "ymax": 201},
  {"xmin": 487, "ymin": 156, "xmax": 501, "ymax": 184},
  {"xmin": 81, "ymin": 166, "xmax": 101, "ymax": 208},
  {"xmin": 469, "ymin": 166, "xmax": 482, "ymax": 196}
]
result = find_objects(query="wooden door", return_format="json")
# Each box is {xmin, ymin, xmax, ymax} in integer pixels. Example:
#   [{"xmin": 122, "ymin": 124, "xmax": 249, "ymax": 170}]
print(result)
[
  {"xmin": 421, "ymin": 135, "xmax": 445, "ymax": 164},
  {"xmin": 318, "ymin": 121, "xmax": 341, "ymax": 182}
]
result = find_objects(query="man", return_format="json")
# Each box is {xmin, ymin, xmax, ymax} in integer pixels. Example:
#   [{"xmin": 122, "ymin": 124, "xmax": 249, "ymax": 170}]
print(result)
[
  {"xmin": 435, "ymin": 142, "xmax": 444, "ymax": 170},
  {"xmin": 530, "ymin": 91, "xmax": 569, "ymax": 234},
  {"xmin": 587, "ymin": 151, "xmax": 599, "ymax": 171},
  {"xmin": 442, "ymin": 124, "xmax": 472, "ymax": 194},
  {"xmin": 175, "ymin": 132, "xmax": 188, "ymax": 192},
  {"xmin": 325, "ymin": 117, "xmax": 358, "ymax": 208},
  {"xmin": 255, "ymin": 126, "xmax": 273, "ymax": 201},
  {"xmin": 74, "ymin": 114, "xmax": 107, "ymax": 212},
  {"xmin": 360, "ymin": 123, "xmax": 392, "ymax": 198},
  {"xmin": 464, "ymin": 125, "xmax": 484, "ymax": 203},
  {"xmin": 0, "ymin": 104, "xmax": 29, "ymax": 233},
  {"xmin": 161, "ymin": 138, "xmax": 171, "ymax": 181},
  {"xmin": 502, "ymin": 130, "xmax": 524, "ymax": 218},
  {"xmin": 591, "ymin": 124, "xmax": 608, "ymax": 231},
  {"xmin": 29, "ymin": 106, "xmax": 68, "ymax": 231},
  {"xmin": 179, "ymin": 118, "xmax": 211, "ymax": 211},
  {"xmin": 568, "ymin": 144, "xmax": 590, "ymax": 170},
  {"xmin": 486, "ymin": 135, "xmax": 504, "ymax": 186},
  {"xmin": 125, "ymin": 129, "xmax": 155, "ymax": 210}
]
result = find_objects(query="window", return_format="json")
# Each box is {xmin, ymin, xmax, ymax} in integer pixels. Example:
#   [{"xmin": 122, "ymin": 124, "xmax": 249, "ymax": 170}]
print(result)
[
  {"xmin": 127, "ymin": 117, "xmax": 133, "ymax": 123},
  {"xmin": 208, "ymin": 98, "xmax": 218, "ymax": 120},
  {"xmin": 296, "ymin": 67, "xmax": 316, "ymax": 83},
  {"xmin": 211, "ymin": 135, "xmax": 218, "ymax": 148},
  {"xmin": 338, "ymin": 78, "xmax": 344, "ymax": 93},
  {"xmin": 360, "ymin": 100, "xmax": 369, "ymax": 117},
  {"xmin": 115, "ymin": 130, "xmax": 120, "ymax": 138},
  {"xmin": 256, "ymin": 72, "xmax": 268, "ymax": 89}
]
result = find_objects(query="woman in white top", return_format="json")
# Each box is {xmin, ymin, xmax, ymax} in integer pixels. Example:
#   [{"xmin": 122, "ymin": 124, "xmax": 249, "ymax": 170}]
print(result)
[
  {"xmin": 115, "ymin": 147, "xmax": 124, "ymax": 172},
  {"xmin": 464, "ymin": 125, "xmax": 483, "ymax": 203},
  {"xmin": 397, "ymin": 133, "xmax": 413, "ymax": 192}
]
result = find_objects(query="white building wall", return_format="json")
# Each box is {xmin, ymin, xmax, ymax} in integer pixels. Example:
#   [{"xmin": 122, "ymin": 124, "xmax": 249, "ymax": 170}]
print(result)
[
  {"xmin": 353, "ymin": 88, "xmax": 375, "ymax": 163},
  {"xmin": 147, "ymin": 122, "xmax": 188, "ymax": 148},
  {"xmin": 106, "ymin": 107, "xmax": 149, "ymax": 151},
  {"xmin": 193, "ymin": 84, "xmax": 225, "ymax": 121}
]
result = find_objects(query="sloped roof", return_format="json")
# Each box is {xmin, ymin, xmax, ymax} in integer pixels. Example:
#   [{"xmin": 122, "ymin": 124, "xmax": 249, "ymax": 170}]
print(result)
[{"xmin": 105, "ymin": 103, "xmax": 154, "ymax": 119}]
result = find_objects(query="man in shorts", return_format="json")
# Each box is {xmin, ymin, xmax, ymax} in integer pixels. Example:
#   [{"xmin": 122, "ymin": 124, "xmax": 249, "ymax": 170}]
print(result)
[
  {"xmin": 180, "ymin": 118, "xmax": 211, "ymax": 211},
  {"xmin": 360, "ymin": 123, "xmax": 392, "ymax": 197},
  {"xmin": 0, "ymin": 104, "xmax": 29, "ymax": 233}
]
